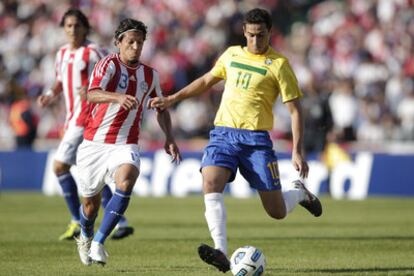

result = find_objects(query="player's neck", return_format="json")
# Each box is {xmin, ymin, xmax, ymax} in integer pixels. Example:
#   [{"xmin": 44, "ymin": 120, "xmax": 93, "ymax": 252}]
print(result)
[
  {"xmin": 246, "ymin": 45, "xmax": 269, "ymax": 55},
  {"xmin": 69, "ymin": 39, "xmax": 86, "ymax": 50}
]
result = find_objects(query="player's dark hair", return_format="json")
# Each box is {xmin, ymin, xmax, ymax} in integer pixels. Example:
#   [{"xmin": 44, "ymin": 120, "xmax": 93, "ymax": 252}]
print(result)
[
  {"xmin": 60, "ymin": 8, "xmax": 90, "ymax": 32},
  {"xmin": 114, "ymin": 18, "xmax": 148, "ymax": 44},
  {"xmin": 243, "ymin": 8, "xmax": 272, "ymax": 30}
]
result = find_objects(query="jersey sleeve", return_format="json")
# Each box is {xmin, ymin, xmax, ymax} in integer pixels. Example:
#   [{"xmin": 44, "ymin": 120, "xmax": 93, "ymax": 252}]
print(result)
[
  {"xmin": 149, "ymin": 70, "xmax": 164, "ymax": 97},
  {"xmin": 210, "ymin": 48, "xmax": 230, "ymax": 80},
  {"xmin": 88, "ymin": 58, "xmax": 115, "ymax": 91},
  {"xmin": 275, "ymin": 60, "xmax": 303, "ymax": 103}
]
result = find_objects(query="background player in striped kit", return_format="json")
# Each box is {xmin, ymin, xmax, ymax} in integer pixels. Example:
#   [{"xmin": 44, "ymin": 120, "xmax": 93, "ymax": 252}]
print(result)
[
  {"xmin": 149, "ymin": 8, "xmax": 322, "ymax": 272},
  {"xmin": 75, "ymin": 18, "xmax": 181, "ymax": 266},
  {"xmin": 37, "ymin": 8, "xmax": 133, "ymax": 241}
]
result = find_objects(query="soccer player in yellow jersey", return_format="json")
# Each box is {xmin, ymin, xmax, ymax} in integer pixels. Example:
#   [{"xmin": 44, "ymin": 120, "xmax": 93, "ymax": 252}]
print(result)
[{"xmin": 149, "ymin": 8, "xmax": 322, "ymax": 272}]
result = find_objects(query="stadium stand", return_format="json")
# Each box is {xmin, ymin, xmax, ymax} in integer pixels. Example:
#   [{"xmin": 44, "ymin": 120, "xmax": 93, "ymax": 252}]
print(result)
[{"xmin": 0, "ymin": 0, "xmax": 413, "ymax": 151}]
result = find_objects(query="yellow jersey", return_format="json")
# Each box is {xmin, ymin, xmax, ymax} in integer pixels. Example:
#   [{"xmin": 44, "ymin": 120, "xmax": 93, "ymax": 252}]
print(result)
[{"xmin": 211, "ymin": 46, "xmax": 303, "ymax": 130}]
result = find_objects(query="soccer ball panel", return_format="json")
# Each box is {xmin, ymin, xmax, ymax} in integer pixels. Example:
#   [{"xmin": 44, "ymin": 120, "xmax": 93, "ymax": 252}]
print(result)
[{"xmin": 230, "ymin": 246, "xmax": 266, "ymax": 276}]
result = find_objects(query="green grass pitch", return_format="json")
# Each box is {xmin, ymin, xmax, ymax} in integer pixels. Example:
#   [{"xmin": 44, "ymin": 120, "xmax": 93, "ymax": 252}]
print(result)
[{"xmin": 0, "ymin": 193, "xmax": 413, "ymax": 275}]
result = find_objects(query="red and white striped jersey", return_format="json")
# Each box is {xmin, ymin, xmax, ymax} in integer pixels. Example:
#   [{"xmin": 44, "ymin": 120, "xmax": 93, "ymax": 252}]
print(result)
[
  {"xmin": 84, "ymin": 53, "xmax": 164, "ymax": 144},
  {"xmin": 55, "ymin": 40, "xmax": 107, "ymax": 129}
]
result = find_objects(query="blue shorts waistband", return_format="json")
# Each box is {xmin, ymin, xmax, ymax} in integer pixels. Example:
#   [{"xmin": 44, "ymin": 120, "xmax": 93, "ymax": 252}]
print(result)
[{"xmin": 214, "ymin": 126, "xmax": 268, "ymax": 134}]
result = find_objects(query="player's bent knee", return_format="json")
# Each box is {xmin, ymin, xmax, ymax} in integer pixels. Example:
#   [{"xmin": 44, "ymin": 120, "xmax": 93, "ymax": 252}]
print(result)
[
  {"xmin": 265, "ymin": 209, "xmax": 287, "ymax": 220},
  {"xmin": 116, "ymin": 178, "xmax": 136, "ymax": 193},
  {"xmin": 53, "ymin": 161, "xmax": 71, "ymax": 176}
]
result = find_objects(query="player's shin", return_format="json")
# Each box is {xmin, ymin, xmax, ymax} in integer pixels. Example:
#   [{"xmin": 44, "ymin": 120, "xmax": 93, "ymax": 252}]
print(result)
[
  {"xmin": 58, "ymin": 173, "xmax": 81, "ymax": 221},
  {"xmin": 101, "ymin": 184, "xmax": 129, "ymax": 227},
  {"xmin": 94, "ymin": 189, "xmax": 131, "ymax": 244},
  {"xmin": 79, "ymin": 205, "xmax": 97, "ymax": 238},
  {"xmin": 204, "ymin": 192, "xmax": 227, "ymax": 256}
]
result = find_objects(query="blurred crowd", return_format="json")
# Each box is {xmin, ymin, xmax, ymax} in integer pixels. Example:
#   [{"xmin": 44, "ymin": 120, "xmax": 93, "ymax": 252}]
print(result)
[{"xmin": 0, "ymin": 0, "xmax": 413, "ymax": 152}]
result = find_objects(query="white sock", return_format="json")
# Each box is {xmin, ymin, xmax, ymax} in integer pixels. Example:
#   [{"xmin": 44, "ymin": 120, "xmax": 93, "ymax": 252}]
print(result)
[
  {"xmin": 204, "ymin": 193, "xmax": 227, "ymax": 256},
  {"xmin": 283, "ymin": 188, "xmax": 306, "ymax": 214}
]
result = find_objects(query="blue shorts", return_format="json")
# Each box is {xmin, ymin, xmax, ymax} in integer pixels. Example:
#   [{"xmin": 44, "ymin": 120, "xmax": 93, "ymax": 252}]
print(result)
[{"xmin": 201, "ymin": 126, "xmax": 281, "ymax": 191}]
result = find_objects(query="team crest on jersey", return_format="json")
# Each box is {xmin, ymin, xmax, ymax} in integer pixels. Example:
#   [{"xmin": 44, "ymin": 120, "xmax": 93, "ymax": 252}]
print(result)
[
  {"xmin": 140, "ymin": 81, "xmax": 148, "ymax": 92},
  {"xmin": 265, "ymin": 58, "xmax": 272, "ymax": 65}
]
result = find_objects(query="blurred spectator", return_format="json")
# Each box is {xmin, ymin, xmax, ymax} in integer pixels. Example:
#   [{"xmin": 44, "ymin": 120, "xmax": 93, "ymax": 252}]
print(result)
[
  {"xmin": 329, "ymin": 79, "xmax": 357, "ymax": 142},
  {"xmin": 302, "ymin": 77, "xmax": 333, "ymax": 154},
  {"xmin": 397, "ymin": 86, "xmax": 414, "ymax": 140},
  {"xmin": 0, "ymin": 0, "xmax": 413, "ymax": 150},
  {"xmin": 7, "ymin": 79, "xmax": 38, "ymax": 149}
]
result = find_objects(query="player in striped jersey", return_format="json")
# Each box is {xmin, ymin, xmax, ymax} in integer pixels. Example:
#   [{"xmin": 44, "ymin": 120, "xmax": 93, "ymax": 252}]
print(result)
[
  {"xmin": 75, "ymin": 18, "xmax": 181, "ymax": 266},
  {"xmin": 149, "ymin": 8, "xmax": 322, "ymax": 272},
  {"xmin": 37, "ymin": 9, "xmax": 133, "ymax": 241}
]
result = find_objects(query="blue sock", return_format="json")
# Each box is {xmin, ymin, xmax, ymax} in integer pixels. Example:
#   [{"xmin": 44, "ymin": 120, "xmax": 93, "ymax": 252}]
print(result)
[
  {"xmin": 101, "ymin": 185, "xmax": 128, "ymax": 227},
  {"xmin": 101, "ymin": 185, "xmax": 113, "ymax": 208},
  {"xmin": 58, "ymin": 173, "xmax": 80, "ymax": 221},
  {"xmin": 79, "ymin": 205, "xmax": 96, "ymax": 238},
  {"xmin": 94, "ymin": 189, "xmax": 131, "ymax": 244}
]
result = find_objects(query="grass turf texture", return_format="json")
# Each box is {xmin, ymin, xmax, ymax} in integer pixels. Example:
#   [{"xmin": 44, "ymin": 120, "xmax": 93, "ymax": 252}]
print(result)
[{"xmin": 0, "ymin": 193, "xmax": 413, "ymax": 275}]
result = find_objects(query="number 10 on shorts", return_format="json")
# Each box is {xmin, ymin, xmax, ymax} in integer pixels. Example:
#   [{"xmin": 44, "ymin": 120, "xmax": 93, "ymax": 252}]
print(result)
[{"xmin": 267, "ymin": 161, "xmax": 279, "ymax": 180}]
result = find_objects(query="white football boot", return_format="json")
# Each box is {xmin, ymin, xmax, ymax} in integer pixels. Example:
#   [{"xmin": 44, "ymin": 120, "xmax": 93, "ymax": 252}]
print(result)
[
  {"xmin": 75, "ymin": 235, "xmax": 92, "ymax": 265},
  {"xmin": 293, "ymin": 180, "xmax": 323, "ymax": 217},
  {"xmin": 89, "ymin": 241, "xmax": 109, "ymax": 265}
]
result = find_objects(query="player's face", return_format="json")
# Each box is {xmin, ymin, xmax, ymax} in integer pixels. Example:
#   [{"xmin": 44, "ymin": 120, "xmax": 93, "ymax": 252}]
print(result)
[
  {"xmin": 63, "ymin": 16, "xmax": 88, "ymax": 47},
  {"xmin": 117, "ymin": 31, "xmax": 144, "ymax": 66},
  {"xmin": 243, "ymin": 23, "xmax": 270, "ymax": 55}
]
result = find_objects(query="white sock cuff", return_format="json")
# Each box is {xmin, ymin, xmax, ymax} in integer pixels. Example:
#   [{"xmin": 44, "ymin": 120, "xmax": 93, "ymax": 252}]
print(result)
[{"xmin": 204, "ymin": 192, "xmax": 223, "ymax": 201}]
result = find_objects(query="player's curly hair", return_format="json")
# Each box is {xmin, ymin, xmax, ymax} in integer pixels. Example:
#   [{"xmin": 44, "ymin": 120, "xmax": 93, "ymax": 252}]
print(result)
[
  {"xmin": 243, "ymin": 8, "xmax": 272, "ymax": 31},
  {"xmin": 60, "ymin": 8, "xmax": 90, "ymax": 33},
  {"xmin": 114, "ymin": 18, "xmax": 147, "ymax": 45}
]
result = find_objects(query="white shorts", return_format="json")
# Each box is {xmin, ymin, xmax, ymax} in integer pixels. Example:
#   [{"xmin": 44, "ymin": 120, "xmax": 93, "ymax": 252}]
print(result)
[
  {"xmin": 54, "ymin": 126, "xmax": 84, "ymax": 165},
  {"xmin": 76, "ymin": 140, "xmax": 141, "ymax": 197}
]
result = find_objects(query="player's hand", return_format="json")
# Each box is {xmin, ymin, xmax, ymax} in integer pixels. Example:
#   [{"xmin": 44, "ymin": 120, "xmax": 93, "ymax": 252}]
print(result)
[
  {"xmin": 164, "ymin": 140, "xmax": 181, "ymax": 164},
  {"xmin": 292, "ymin": 152, "xmax": 309, "ymax": 179},
  {"xmin": 37, "ymin": 95, "xmax": 52, "ymax": 108},
  {"xmin": 118, "ymin": 94, "xmax": 138, "ymax": 110},
  {"xmin": 147, "ymin": 96, "xmax": 173, "ymax": 111}
]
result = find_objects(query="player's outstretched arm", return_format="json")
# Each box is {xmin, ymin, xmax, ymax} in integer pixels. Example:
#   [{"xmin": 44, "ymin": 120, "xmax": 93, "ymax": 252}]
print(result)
[
  {"xmin": 148, "ymin": 72, "xmax": 222, "ymax": 110},
  {"xmin": 156, "ymin": 109, "xmax": 181, "ymax": 163},
  {"xmin": 285, "ymin": 98, "xmax": 309, "ymax": 178},
  {"xmin": 87, "ymin": 89, "xmax": 138, "ymax": 110},
  {"xmin": 37, "ymin": 81, "xmax": 63, "ymax": 108}
]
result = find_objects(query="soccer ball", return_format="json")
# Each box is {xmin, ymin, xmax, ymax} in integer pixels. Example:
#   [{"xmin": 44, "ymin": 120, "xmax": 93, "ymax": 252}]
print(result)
[{"xmin": 230, "ymin": 246, "xmax": 266, "ymax": 276}]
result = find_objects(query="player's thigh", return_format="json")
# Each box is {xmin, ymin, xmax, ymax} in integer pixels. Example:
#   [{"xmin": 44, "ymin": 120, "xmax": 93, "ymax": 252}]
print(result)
[
  {"xmin": 107, "ymin": 144, "xmax": 141, "ymax": 192},
  {"xmin": 114, "ymin": 164, "xmax": 139, "ymax": 192},
  {"xmin": 239, "ymin": 146, "xmax": 281, "ymax": 191},
  {"xmin": 54, "ymin": 126, "xmax": 84, "ymax": 166},
  {"xmin": 201, "ymin": 143, "xmax": 238, "ymax": 184},
  {"xmin": 201, "ymin": 166, "xmax": 233, "ymax": 193},
  {"xmin": 258, "ymin": 190, "xmax": 286, "ymax": 219}
]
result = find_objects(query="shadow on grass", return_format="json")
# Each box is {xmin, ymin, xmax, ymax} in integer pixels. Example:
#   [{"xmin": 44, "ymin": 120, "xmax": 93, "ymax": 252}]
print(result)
[
  {"xmin": 148, "ymin": 235, "xmax": 414, "ymax": 242},
  {"xmin": 267, "ymin": 266, "xmax": 414, "ymax": 274}
]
